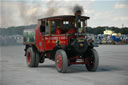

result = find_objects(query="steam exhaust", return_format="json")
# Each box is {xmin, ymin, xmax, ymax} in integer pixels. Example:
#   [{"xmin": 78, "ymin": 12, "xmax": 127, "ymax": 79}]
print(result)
[{"xmin": 73, "ymin": 5, "xmax": 84, "ymax": 33}]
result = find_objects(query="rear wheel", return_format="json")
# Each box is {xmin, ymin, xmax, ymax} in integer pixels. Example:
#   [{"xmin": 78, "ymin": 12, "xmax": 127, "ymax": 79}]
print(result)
[
  {"xmin": 55, "ymin": 49, "xmax": 68, "ymax": 73},
  {"xmin": 35, "ymin": 52, "xmax": 40, "ymax": 67},
  {"xmin": 86, "ymin": 49, "xmax": 99, "ymax": 72},
  {"xmin": 26, "ymin": 47, "xmax": 39, "ymax": 67}
]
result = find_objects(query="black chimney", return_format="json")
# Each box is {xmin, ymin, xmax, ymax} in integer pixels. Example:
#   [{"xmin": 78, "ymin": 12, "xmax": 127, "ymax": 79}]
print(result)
[
  {"xmin": 75, "ymin": 11, "xmax": 81, "ymax": 30},
  {"xmin": 73, "ymin": 5, "xmax": 83, "ymax": 33}
]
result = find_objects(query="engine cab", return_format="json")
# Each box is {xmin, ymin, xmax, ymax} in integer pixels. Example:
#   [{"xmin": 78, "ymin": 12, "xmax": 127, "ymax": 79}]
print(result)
[{"xmin": 35, "ymin": 15, "xmax": 89, "ymax": 53}]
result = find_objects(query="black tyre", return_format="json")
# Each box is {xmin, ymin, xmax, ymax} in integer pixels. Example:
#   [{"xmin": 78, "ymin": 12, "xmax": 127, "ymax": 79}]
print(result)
[
  {"xmin": 55, "ymin": 49, "xmax": 68, "ymax": 73},
  {"xmin": 35, "ymin": 52, "xmax": 40, "ymax": 67},
  {"xmin": 86, "ymin": 49, "xmax": 99, "ymax": 72},
  {"xmin": 26, "ymin": 47, "xmax": 39, "ymax": 67}
]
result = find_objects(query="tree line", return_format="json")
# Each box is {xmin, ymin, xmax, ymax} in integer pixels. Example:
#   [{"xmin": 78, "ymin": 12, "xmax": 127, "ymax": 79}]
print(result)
[
  {"xmin": 0, "ymin": 25, "xmax": 128, "ymax": 36},
  {"xmin": 0, "ymin": 24, "xmax": 36, "ymax": 36}
]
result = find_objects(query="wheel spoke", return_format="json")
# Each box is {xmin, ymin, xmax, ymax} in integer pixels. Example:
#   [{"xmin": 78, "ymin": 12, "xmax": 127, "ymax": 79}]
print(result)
[{"xmin": 56, "ymin": 54, "xmax": 62, "ymax": 69}]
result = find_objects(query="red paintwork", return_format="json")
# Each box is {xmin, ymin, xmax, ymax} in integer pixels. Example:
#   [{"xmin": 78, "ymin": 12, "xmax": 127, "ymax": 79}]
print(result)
[
  {"xmin": 27, "ymin": 52, "xmax": 31, "ymax": 64},
  {"xmin": 35, "ymin": 21, "xmax": 45, "ymax": 52},
  {"xmin": 56, "ymin": 54, "xmax": 62, "ymax": 69},
  {"xmin": 43, "ymin": 35, "xmax": 68, "ymax": 51},
  {"xmin": 33, "ymin": 15, "xmax": 89, "ymax": 52},
  {"xmin": 25, "ymin": 15, "xmax": 91, "ymax": 67},
  {"xmin": 56, "ymin": 27, "xmax": 62, "ymax": 34},
  {"xmin": 35, "ymin": 21, "xmax": 68, "ymax": 52},
  {"xmin": 66, "ymin": 28, "xmax": 76, "ymax": 34},
  {"xmin": 35, "ymin": 21, "xmax": 41, "ymax": 51},
  {"xmin": 66, "ymin": 28, "xmax": 76, "ymax": 40}
]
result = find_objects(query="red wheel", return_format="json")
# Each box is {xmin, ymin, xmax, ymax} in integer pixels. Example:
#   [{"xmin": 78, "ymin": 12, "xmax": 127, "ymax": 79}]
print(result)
[
  {"xmin": 55, "ymin": 49, "xmax": 68, "ymax": 73},
  {"xmin": 27, "ymin": 52, "xmax": 31, "ymax": 65},
  {"xmin": 56, "ymin": 54, "xmax": 63, "ymax": 70},
  {"xmin": 26, "ymin": 47, "xmax": 39, "ymax": 67}
]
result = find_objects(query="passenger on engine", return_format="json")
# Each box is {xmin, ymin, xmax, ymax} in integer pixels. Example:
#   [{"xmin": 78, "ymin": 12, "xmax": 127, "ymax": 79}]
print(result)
[
  {"xmin": 66, "ymin": 24, "xmax": 76, "ymax": 34},
  {"xmin": 55, "ymin": 26, "xmax": 62, "ymax": 35},
  {"xmin": 66, "ymin": 28, "xmax": 76, "ymax": 34}
]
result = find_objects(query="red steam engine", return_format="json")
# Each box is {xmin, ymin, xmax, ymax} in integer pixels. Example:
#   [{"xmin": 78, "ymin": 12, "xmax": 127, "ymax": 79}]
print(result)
[{"xmin": 23, "ymin": 8, "xmax": 99, "ymax": 73}]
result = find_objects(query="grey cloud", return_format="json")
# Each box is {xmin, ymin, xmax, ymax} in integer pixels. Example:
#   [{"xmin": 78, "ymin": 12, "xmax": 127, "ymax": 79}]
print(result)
[{"xmin": 0, "ymin": 1, "xmax": 92, "ymax": 28}]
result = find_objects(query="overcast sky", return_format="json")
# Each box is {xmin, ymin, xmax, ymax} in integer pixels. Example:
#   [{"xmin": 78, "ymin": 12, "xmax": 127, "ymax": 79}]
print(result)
[{"xmin": 0, "ymin": 0, "xmax": 128, "ymax": 28}]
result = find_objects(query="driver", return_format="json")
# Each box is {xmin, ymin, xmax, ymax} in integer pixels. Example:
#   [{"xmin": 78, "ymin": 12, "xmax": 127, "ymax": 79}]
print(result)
[
  {"xmin": 55, "ymin": 26, "xmax": 62, "ymax": 35},
  {"xmin": 66, "ymin": 23, "xmax": 76, "ymax": 34}
]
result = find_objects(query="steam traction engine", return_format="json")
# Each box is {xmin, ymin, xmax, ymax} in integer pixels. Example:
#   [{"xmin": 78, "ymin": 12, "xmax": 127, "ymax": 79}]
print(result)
[{"xmin": 23, "ymin": 10, "xmax": 99, "ymax": 73}]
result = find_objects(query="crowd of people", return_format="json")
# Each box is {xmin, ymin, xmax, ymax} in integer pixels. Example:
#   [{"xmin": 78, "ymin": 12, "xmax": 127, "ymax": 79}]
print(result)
[{"xmin": 88, "ymin": 34, "xmax": 128, "ymax": 44}]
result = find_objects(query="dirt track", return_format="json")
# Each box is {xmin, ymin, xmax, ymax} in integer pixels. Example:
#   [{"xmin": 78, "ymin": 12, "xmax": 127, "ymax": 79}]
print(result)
[{"xmin": 0, "ymin": 45, "xmax": 128, "ymax": 85}]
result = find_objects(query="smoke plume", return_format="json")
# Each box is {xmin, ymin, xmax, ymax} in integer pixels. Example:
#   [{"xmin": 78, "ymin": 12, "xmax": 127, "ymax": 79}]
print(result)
[
  {"xmin": 73, "ymin": 5, "xmax": 83, "ymax": 15},
  {"xmin": 0, "ymin": 1, "xmax": 85, "ymax": 28}
]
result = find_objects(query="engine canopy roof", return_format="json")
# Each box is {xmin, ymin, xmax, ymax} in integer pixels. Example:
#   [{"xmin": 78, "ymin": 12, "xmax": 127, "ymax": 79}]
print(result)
[{"xmin": 38, "ymin": 15, "xmax": 90, "ymax": 21}]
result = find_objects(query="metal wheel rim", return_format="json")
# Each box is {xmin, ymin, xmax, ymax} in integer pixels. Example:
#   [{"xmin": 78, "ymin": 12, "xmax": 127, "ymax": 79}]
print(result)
[
  {"xmin": 56, "ymin": 54, "xmax": 62, "ymax": 70},
  {"xmin": 27, "ymin": 52, "xmax": 31, "ymax": 64},
  {"xmin": 88, "ymin": 54, "xmax": 95, "ymax": 67}
]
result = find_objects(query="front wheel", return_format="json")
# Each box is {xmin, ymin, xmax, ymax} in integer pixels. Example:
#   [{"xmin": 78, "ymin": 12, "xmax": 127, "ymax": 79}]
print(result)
[
  {"xmin": 55, "ymin": 49, "xmax": 68, "ymax": 73},
  {"xmin": 86, "ymin": 49, "xmax": 99, "ymax": 72}
]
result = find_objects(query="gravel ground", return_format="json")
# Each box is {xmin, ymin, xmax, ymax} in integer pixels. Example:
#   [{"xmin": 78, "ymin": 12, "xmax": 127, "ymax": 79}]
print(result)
[{"xmin": 0, "ymin": 45, "xmax": 128, "ymax": 85}]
